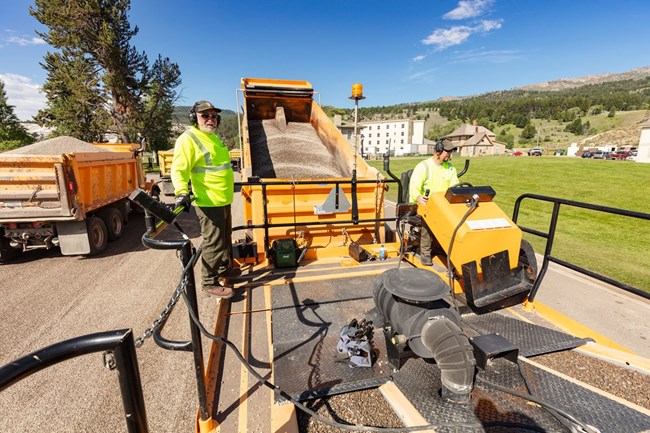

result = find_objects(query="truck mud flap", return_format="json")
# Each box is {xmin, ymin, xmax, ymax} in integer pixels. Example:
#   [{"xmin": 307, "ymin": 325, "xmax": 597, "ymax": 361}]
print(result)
[
  {"xmin": 57, "ymin": 221, "xmax": 91, "ymax": 255},
  {"xmin": 462, "ymin": 250, "xmax": 532, "ymax": 312}
]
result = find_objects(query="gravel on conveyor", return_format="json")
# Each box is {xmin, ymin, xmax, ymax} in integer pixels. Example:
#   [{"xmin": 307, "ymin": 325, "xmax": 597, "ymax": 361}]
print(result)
[
  {"xmin": 297, "ymin": 349, "xmax": 650, "ymax": 433},
  {"xmin": 249, "ymin": 119, "xmax": 345, "ymax": 179},
  {"xmin": 4, "ymin": 136, "xmax": 103, "ymax": 155}
]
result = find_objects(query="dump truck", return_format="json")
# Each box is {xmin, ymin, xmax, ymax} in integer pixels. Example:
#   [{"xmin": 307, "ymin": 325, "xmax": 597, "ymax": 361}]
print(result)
[
  {"xmin": 235, "ymin": 77, "xmax": 387, "ymax": 264},
  {"xmin": 157, "ymin": 149, "xmax": 175, "ymax": 196},
  {"xmin": 0, "ymin": 136, "xmax": 153, "ymax": 259}
]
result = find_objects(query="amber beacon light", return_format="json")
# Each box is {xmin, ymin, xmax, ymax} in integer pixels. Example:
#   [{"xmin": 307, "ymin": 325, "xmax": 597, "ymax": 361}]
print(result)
[{"xmin": 350, "ymin": 83, "xmax": 365, "ymax": 100}]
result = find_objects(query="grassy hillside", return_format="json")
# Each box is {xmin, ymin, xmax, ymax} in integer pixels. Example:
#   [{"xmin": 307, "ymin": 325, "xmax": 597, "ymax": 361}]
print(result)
[{"xmin": 369, "ymin": 156, "xmax": 650, "ymax": 292}]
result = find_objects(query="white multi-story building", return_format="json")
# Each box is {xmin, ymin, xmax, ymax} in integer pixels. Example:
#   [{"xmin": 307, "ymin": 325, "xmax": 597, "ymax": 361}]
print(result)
[
  {"xmin": 360, "ymin": 119, "xmax": 425, "ymax": 156},
  {"xmin": 335, "ymin": 115, "xmax": 426, "ymax": 157}
]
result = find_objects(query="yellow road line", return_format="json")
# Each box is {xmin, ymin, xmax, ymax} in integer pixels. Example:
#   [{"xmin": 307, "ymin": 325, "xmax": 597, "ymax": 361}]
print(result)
[{"xmin": 238, "ymin": 287, "xmax": 251, "ymax": 432}]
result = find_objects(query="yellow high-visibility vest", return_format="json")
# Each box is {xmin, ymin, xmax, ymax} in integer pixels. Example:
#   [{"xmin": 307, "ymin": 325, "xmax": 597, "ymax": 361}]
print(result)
[
  {"xmin": 408, "ymin": 157, "xmax": 458, "ymax": 203},
  {"xmin": 171, "ymin": 126, "xmax": 234, "ymax": 207}
]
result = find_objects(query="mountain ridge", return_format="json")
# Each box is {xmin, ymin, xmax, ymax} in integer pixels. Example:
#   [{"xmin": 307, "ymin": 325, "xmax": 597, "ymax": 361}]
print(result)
[{"xmin": 436, "ymin": 65, "xmax": 650, "ymax": 101}]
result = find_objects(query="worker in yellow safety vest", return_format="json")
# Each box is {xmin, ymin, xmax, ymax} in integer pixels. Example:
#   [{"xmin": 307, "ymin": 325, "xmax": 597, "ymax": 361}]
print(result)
[
  {"xmin": 408, "ymin": 138, "xmax": 459, "ymax": 266},
  {"xmin": 171, "ymin": 100, "xmax": 237, "ymax": 298}
]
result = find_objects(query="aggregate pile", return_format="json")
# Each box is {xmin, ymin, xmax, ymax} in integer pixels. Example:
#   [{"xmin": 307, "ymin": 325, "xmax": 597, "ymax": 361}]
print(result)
[
  {"xmin": 248, "ymin": 119, "xmax": 345, "ymax": 179},
  {"xmin": 5, "ymin": 136, "xmax": 104, "ymax": 155}
]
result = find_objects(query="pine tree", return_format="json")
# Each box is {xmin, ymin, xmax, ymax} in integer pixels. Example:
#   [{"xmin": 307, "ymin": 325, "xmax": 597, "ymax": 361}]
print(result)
[
  {"xmin": 30, "ymin": 0, "xmax": 181, "ymax": 144},
  {"xmin": 36, "ymin": 50, "xmax": 110, "ymax": 142},
  {"xmin": 0, "ymin": 79, "xmax": 35, "ymax": 151}
]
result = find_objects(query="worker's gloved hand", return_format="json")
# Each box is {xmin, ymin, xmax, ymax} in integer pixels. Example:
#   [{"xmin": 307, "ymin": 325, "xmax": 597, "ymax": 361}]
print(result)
[{"xmin": 174, "ymin": 194, "xmax": 191, "ymax": 212}]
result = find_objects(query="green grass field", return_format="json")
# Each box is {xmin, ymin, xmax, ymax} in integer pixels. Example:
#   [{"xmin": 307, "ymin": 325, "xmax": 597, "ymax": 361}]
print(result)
[{"xmin": 368, "ymin": 156, "xmax": 650, "ymax": 292}]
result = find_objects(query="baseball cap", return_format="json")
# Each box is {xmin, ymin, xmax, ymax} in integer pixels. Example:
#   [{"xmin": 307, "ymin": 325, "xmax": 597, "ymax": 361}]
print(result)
[
  {"xmin": 441, "ymin": 139, "xmax": 456, "ymax": 151},
  {"xmin": 193, "ymin": 100, "xmax": 222, "ymax": 113}
]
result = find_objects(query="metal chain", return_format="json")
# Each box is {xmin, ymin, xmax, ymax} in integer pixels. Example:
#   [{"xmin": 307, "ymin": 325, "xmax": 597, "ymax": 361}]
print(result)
[
  {"xmin": 134, "ymin": 275, "xmax": 188, "ymax": 348},
  {"xmin": 132, "ymin": 239, "xmax": 201, "ymax": 349}
]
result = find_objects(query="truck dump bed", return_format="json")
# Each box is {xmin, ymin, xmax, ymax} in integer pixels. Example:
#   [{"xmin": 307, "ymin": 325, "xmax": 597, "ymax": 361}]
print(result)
[
  {"xmin": 0, "ymin": 137, "xmax": 141, "ymax": 221},
  {"xmin": 0, "ymin": 136, "xmax": 146, "ymax": 257},
  {"xmin": 238, "ymin": 78, "xmax": 386, "ymax": 261}
]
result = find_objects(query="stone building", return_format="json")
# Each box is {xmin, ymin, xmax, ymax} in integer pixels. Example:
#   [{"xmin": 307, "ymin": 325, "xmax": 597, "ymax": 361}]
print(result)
[{"xmin": 443, "ymin": 122, "xmax": 506, "ymax": 156}]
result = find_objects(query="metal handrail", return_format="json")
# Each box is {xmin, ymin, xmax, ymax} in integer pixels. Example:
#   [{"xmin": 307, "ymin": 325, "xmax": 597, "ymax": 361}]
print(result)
[
  {"xmin": 139, "ymin": 215, "xmax": 210, "ymax": 422},
  {"xmin": 512, "ymin": 193, "xmax": 650, "ymax": 301},
  {"xmin": 0, "ymin": 329, "xmax": 148, "ymax": 433}
]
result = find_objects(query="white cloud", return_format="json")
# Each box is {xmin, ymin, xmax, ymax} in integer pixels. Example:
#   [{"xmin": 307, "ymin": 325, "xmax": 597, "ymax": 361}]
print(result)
[
  {"xmin": 6, "ymin": 35, "xmax": 46, "ymax": 46},
  {"xmin": 422, "ymin": 26, "xmax": 473, "ymax": 50},
  {"xmin": 0, "ymin": 73, "xmax": 47, "ymax": 121},
  {"xmin": 2, "ymin": 30, "xmax": 46, "ymax": 47},
  {"xmin": 451, "ymin": 48, "xmax": 523, "ymax": 64},
  {"xmin": 443, "ymin": 0, "xmax": 494, "ymax": 20},
  {"xmin": 421, "ymin": 19, "xmax": 503, "ymax": 51},
  {"xmin": 412, "ymin": 55, "xmax": 426, "ymax": 63},
  {"xmin": 477, "ymin": 19, "xmax": 502, "ymax": 31}
]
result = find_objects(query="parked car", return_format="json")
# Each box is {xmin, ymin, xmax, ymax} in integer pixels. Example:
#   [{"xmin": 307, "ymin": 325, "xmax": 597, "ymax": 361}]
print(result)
[
  {"xmin": 592, "ymin": 151, "xmax": 605, "ymax": 159},
  {"xmin": 581, "ymin": 151, "xmax": 594, "ymax": 158},
  {"xmin": 528, "ymin": 147, "xmax": 543, "ymax": 156},
  {"xmin": 610, "ymin": 150, "xmax": 631, "ymax": 160}
]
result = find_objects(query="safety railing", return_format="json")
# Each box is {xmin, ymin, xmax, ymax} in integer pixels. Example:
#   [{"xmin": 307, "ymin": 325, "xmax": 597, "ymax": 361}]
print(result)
[
  {"xmin": 233, "ymin": 177, "xmax": 399, "ymax": 257},
  {"xmin": 0, "ymin": 329, "xmax": 149, "ymax": 433},
  {"xmin": 512, "ymin": 193, "xmax": 650, "ymax": 302}
]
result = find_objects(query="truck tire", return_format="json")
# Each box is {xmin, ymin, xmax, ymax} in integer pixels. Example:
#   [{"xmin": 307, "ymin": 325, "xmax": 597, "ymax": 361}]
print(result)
[
  {"xmin": 99, "ymin": 207, "xmax": 124, "ymax": 241},
  {"xmin": 86, "ymin": 216, "xmax": 108, "ymax": 255}
]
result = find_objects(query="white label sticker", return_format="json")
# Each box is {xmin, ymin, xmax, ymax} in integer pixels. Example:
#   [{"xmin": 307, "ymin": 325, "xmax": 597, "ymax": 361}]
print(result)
[{"xmin": 466, "ymin": 218, "xmax": 512, "ymax": 230}]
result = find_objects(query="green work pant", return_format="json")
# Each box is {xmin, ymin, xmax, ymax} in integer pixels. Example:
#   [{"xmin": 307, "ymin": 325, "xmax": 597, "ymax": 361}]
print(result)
[{"xmin": 195, "ymin": 205, "xmax": 232, "ymax": 287}]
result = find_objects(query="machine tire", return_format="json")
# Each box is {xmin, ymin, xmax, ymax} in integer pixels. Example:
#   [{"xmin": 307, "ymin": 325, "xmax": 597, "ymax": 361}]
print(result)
[
  {"xmin": 99, "ymin": 207, "xmax": 124, "ymax": 241},
  {"xmin": 518, "ymin": 239, "xmax": 538, "ymax": 281},
  {"xmin": 86, "ymin": 216, "xmax": 108, "ymax": 255}
]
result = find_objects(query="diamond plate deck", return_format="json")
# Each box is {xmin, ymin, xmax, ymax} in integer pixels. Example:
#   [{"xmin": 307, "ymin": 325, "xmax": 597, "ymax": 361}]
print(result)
[
  {"xmin": 272, "ymin": 273, "xmax": 394, "ymax": 401},
  {"xmin": 461, "ymin": 310, "xmax": 593, "ymax": 357},
  {"xmin": 393, "ymin": 356, "xmax": 650, "ymax": 432}
]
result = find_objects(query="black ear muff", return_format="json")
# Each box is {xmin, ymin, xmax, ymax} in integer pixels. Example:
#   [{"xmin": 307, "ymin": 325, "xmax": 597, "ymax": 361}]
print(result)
[
  {"xmin": 435, "ymin": 139, "xmax": 444, "ymax": 153},
  {"xmin": 189, "ymin": 103, "xmax": 198, "ymax": 125}
]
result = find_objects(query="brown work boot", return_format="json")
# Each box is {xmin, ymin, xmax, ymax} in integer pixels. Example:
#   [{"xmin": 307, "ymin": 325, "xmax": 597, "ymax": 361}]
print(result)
[{"xmin": 203, "ymin": 284, "xmax": 233, "ymax": 299}]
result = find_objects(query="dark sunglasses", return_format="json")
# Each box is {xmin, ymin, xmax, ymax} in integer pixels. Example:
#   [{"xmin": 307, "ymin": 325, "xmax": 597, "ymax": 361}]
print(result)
[{"xmin": 199, "ymin": 113, "xmax": 219, "ymax": 120}]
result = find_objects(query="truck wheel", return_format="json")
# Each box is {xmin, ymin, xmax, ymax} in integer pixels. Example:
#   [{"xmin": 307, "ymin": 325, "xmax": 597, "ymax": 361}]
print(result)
[
  {"xmin": 99, "ymin": 207, "xmax": 124, "ymax": 241},
  {"xmin": 86, "ymin": 216, "xmax": 108, "ymax": 254}
]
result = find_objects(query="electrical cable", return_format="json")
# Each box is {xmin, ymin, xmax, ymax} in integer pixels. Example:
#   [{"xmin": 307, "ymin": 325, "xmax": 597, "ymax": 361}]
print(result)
[
  {"xmin": 445, "ymin": 194, "xmax": 480, "ymax": 315},
  {"xmin": 146, "ymin": 223, "xmax": 597, "ymax": 432}
]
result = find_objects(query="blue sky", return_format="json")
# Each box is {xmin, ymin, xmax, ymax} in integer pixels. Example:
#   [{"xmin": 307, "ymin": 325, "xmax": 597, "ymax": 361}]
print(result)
[{"xmin": 2, "ymin": 0, "xmax": 649, "ymax": 121}]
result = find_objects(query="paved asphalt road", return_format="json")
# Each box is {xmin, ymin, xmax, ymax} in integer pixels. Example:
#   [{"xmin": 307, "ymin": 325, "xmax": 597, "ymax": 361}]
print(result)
[{"xmin": 0, "ymin": 205, "xmax": 216, "ymax": 433}]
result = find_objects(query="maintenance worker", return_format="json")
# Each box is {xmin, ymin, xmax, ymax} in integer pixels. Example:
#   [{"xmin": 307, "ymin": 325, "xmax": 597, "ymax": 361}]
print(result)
[
  {"xmin": 171, "ymin": 100, "xmax": 237, "ymax": 298},
  {"xmin": 408, "ymin": 138, "xmax": 459, "ymax": 266}
]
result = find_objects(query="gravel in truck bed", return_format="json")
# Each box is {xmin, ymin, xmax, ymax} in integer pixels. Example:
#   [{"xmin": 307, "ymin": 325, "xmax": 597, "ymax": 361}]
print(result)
[
  {"xmin": 4, "ymin": 136, "xmax": 104, "ymax": 155},
  {"xmin": 249, "ymin": 119, "xmax": 345, "ymax": 179}
]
